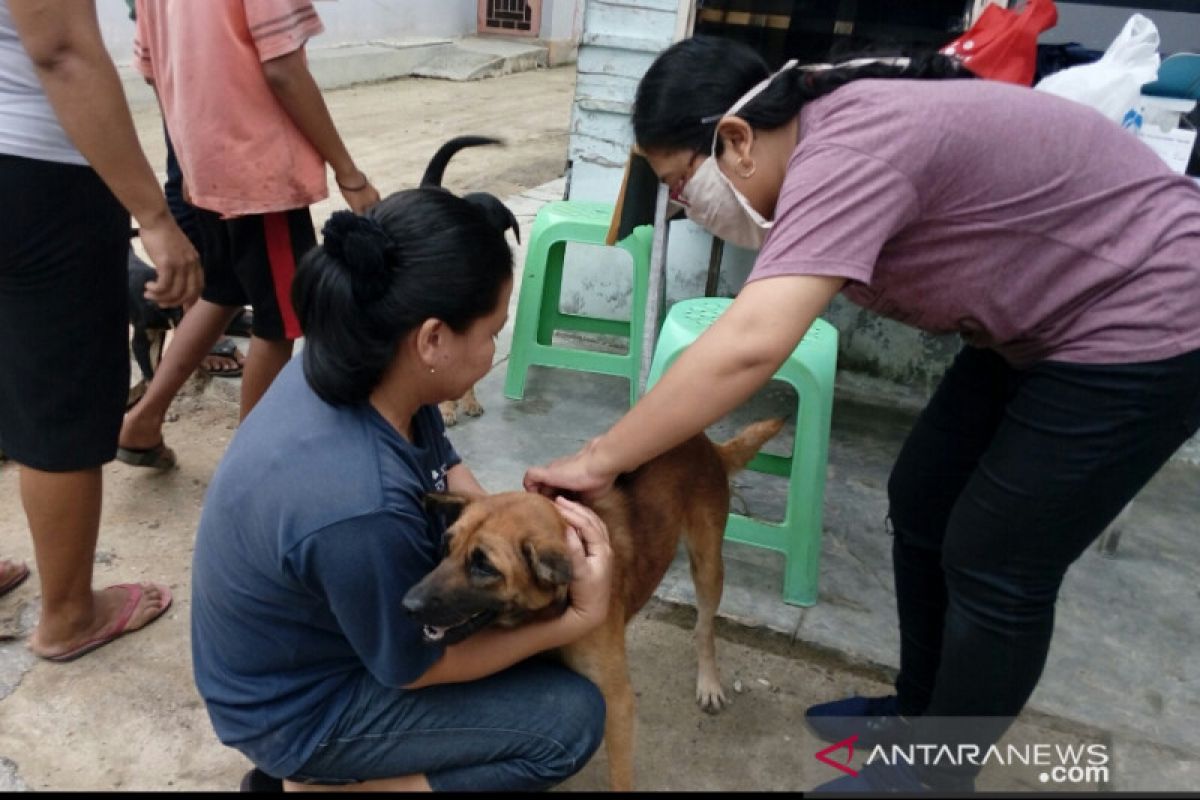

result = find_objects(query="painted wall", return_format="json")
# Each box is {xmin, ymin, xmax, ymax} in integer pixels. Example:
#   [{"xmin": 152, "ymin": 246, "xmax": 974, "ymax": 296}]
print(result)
[
  {"xmin": 541, "ymin": 0, "xmax": 588, "ymax": 63},
  {"xmin": 97, "ymin": 0, "xmax": 479, "ymax": 60},
  {"xmin": 543, "ymin": 0, "xmax": 586, "ymax": 40},
  {"xmin": 565, "ymin": 0, "xmax": 766, "ymax": 340}
]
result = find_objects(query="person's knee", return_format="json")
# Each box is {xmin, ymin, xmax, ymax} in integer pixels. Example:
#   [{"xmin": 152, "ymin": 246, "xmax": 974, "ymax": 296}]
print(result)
[
  {"xmin": 525, "ymin": 671, "xmax": 604, "ymax": 786},
  {"xmin": 887, "ymin": 465, "xmax": 945, "ymax": 551},
  {"xmin": 940, "ymin": 543, "xmax": 1062, "ymax": 636},
  {"xmin": 538, "ymin": 672, "xmax": 607, "ymax": 783}
]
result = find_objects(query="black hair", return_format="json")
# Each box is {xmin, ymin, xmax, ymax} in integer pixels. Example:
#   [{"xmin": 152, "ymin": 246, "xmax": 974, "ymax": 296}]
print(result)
[
  {"xmin": 632, "ymin": 36, "xmax": 973, "ymax": 155},
  {"xmin": 292, "ymin": 188, "xmax": 513, "ymax": 406}
]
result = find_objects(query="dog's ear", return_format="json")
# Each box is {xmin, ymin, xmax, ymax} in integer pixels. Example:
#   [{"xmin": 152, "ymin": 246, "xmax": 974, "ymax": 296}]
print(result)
[
  {"xmin": 521, "ymin": 540, "xmax": 572, "ymax": 588},
  {"xmin": 463, "ymin": 192, "xmax": 521, "ymax": 244},
  {"xmin": 423, "ymin": 492, "xmax": 477, "ymax": 526}
]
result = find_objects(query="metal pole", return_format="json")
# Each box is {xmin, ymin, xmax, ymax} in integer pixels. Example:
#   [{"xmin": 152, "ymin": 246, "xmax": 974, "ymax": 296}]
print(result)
[
  {"xmin": 704, "ymin": 237, "xmax": 725, "ymax": 297},
  {"xmin": 639, "ymin": 184, "xmax": 671, "ymax": 396}
]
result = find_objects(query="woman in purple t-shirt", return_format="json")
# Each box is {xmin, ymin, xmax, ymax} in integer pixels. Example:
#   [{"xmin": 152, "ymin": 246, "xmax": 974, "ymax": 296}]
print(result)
[{"xmin": 526, "ymin": 37, "xmax": 1200, "ymax": 792}]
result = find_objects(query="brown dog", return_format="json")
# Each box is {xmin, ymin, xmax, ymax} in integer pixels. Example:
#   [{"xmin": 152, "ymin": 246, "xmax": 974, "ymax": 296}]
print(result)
[
  {"xmin": 402, "ymin": 418, "xmax": 785, "ymax": 790},
  {"xmin": 439, "ymin": 385, "xmax": 485, "ymax": 428}
]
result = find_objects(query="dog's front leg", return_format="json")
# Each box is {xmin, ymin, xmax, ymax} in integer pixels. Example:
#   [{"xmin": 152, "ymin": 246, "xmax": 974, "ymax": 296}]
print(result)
[
  {"xmin": 439, "ymin": 388, "xmax": 484, "ymax": 427},
  {"xmin": 600, "ymin": 667, "xmax": 636, "ymax": 791},
  {"xmin": 438, "ymin": 399, "xmax": 459, "ymax": 427},
  {"xmin": 562, "ymin": 619, "xmax": 637, "ymax": 791},
  {"xmin": 457, "ymin": 386, "xmax": 484, "ymax": 418}
]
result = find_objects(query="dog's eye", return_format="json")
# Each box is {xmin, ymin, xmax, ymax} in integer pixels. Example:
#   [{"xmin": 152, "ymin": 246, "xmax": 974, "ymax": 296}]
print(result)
[{"xmin": 469, "ymin": 549, "xmax": 501, "ymax": 579}]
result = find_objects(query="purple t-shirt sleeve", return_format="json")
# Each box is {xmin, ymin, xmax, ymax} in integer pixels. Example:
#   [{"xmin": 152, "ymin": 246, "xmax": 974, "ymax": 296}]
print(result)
[{"xmin": 748, "ymin": 144, "xmax": 921, "ymax": 287}]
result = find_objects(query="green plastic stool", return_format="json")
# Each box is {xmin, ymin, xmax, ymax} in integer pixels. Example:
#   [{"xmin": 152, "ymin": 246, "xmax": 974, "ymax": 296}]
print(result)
[
  {"xmin": 646, "ymin": 297, "xmax": 839, "ymax": 607},
  {"xmin": 504, "ymin": 201, "xmax": 656, "ymax": 408}
]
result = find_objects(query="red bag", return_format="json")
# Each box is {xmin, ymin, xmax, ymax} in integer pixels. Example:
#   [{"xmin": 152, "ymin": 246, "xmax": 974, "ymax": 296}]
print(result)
[{"xmin": 941, "ymin": 0, "xmax": 1059, "ymax": 86}]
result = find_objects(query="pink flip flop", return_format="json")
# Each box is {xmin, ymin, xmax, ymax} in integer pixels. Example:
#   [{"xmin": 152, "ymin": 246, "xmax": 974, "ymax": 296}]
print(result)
[
  {"xmin": 41, "ymin": 582, "xmax": 173, "ymax": 663},
  {"xmin": 0, "ymin": 561, "xmax": 29, "ymax": 599}
]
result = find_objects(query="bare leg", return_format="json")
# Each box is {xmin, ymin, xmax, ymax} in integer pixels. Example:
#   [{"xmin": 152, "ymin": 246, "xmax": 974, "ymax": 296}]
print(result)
[
  {"xmin": 20, "ymin": 467, "xmax": 169, "ymax": 657},
  {"xmin": 120, "ymin": 299, "xmax": 241, "ymax": 450},
  {"xmin": 283, "ymin": 775, "xmax": 430, "ymax": 792},
  {"xmin": 240, "ymin": 336, "xmax": 294, "ymax": 420}
]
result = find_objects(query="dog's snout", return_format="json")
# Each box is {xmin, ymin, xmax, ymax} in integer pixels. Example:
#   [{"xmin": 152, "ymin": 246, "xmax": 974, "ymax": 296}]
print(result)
[{"xmin": 402, "ymin": 590, "xmax": 429, "ymax": 617}]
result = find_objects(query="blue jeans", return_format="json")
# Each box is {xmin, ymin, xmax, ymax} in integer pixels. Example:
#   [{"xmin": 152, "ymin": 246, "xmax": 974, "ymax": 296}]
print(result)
[{"xmin": 288, "ymin": 657, "xmax": 606, "ymax": 791}]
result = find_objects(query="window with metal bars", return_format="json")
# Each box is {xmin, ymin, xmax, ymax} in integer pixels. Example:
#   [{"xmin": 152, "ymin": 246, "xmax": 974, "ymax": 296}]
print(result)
[{"xmin": 479, "ymin": 0, "xmax": 541, "ymax": 35}]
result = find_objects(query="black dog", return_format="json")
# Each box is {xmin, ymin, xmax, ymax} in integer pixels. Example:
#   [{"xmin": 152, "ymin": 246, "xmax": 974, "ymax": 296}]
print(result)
[
  {"xmin": 419, "ymin": 135, "xmax": 521, "ymax": 426},
  {"xmin": 127, "ymin": 248, "xmax": 182, "ymax": 383},
  {"xmin": 420, "ymin": 135, "xmax": 520, "ymax": 244}
]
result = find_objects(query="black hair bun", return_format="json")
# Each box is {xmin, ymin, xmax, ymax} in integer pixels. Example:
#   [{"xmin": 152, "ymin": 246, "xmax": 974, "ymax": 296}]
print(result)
[{"xmin": 321, "ymin": 210, "xmax": 397, "ymax": 302}]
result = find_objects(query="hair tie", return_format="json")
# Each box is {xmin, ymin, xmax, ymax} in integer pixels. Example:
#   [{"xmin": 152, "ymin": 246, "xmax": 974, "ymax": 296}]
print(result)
[{"xmin": 321, "ymin": 210, "xmax": 398, "ymax": 303}]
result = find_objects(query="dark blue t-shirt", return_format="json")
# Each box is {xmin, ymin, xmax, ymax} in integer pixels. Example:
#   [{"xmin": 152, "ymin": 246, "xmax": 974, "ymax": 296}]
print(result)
[{"xmin": 191, "ymin": 359, "xmax": 460, "ymax": 778}]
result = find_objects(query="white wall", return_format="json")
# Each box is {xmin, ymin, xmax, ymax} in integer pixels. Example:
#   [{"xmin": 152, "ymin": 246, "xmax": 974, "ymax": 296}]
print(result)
[
  {"xmin": 98, "ymin": 0, "xmax": 478, "ymax": 58},
  {"xmin": 542, "ymin": 0, "xmax": 585, "ymax": 41},
  {"xmin": 565, "ymin": 0, "xmax": 751, "ymax": 320}
]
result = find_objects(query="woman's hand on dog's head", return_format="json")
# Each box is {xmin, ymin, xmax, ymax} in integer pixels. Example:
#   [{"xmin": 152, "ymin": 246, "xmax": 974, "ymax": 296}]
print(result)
[
  {"xmin": 523, "ymin": 439, "xmax": 618, "ymax": 502},
  {"xmin": 556, "ymin": 497, "xmax": 613, "ymax": 633}
]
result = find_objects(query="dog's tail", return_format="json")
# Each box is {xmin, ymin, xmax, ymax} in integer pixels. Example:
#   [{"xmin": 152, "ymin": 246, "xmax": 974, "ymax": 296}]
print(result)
[
  {"xmin": 715, "ymin": 418, "xmax": 786, "ymax": 475},
  {"xmin": 420, "ymin": 135, "xmax": 505, "ymax": 188}
]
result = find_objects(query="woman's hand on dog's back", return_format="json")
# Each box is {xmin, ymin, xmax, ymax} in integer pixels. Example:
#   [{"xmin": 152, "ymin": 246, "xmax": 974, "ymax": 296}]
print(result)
[{"xmin": 555, "ymin": 496, "xmax": 613, "ymax": 634}]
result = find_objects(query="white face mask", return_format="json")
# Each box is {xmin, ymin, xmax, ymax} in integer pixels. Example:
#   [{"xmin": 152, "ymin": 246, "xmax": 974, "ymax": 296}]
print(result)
[
  {"xmin": 678, "ymin": 150, "xmax": 774, "ymax": 251},
  {"xmin": 674, "ymin": 61, "xmax": 797, "ymax": 251},
  {"xmin": 673, "ymin": 56, "xmax": 910, "ymax": 251}
]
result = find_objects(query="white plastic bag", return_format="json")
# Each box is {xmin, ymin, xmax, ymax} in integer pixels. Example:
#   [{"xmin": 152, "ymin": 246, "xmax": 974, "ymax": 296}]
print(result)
[{"xmin": 1035, "ymin": 14, "xmax": 1161, "ymax": 123}]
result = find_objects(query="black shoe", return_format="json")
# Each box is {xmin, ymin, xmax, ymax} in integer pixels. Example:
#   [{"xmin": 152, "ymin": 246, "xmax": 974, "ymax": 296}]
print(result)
[
  {"xmin": 239, "ymin": 768, "xmax": 283, "ymax": 792},
  {"xmin": 805, "ymin": 694, "xmax": 912, "ymax": 747}
]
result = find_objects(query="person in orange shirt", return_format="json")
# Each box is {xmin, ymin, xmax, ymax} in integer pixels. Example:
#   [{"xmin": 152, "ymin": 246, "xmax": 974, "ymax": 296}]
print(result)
[{"xmin": 118, "ymin": 0, "xmax": 380, "ymax": 469}]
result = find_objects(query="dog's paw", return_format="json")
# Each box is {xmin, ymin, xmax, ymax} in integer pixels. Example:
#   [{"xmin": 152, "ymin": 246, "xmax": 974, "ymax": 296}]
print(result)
[
  {"xmin": 460, "ymin": 396, "xmax": 484, "ymax": 417},
  {"xmin": 439, "ymin": 400, "xmax": 459, "ymax": 427},
  {"xmin": 696, "ymin": 677, "xmax": 728, "ymax": 714}
]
